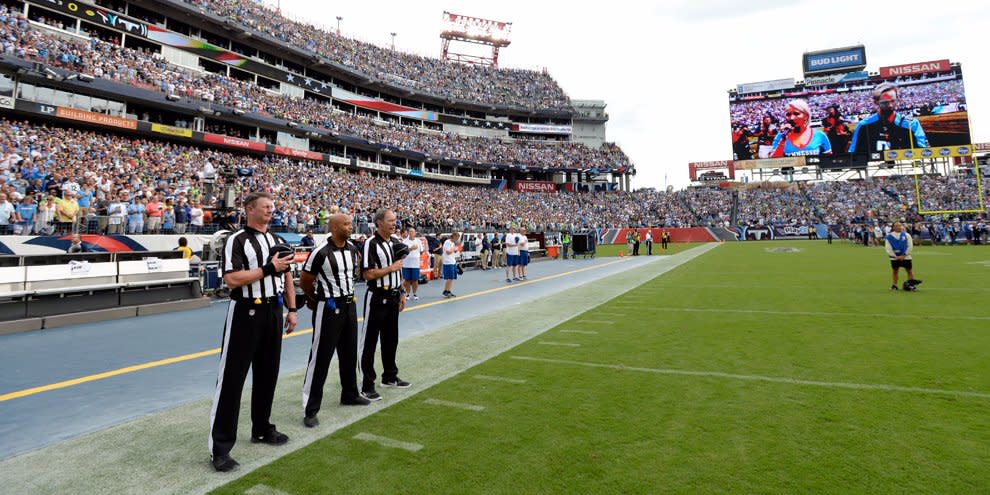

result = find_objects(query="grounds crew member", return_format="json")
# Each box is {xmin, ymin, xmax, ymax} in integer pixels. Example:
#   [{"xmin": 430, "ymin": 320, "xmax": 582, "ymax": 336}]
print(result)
[
  {"xmin": 561, "ymin": 231, "xmax": 571, "ymax": 260},
  {"xmin": 661, "ymin": 230, "xmax": 670, "ymax": 250},
  {"xmin": 360, "ymin": 209, "xmax": 410, "ymax": 401},
  {"xmin": 300, "ymin": 213, "xmax": 370, "ymax": 429},
  {"xmin": 209, "ymin": 192, "xmax": 297, "ymax": 472},
  {"xmin": 885, "ymin": 221, "xmax": 922, "ymax": 291}
]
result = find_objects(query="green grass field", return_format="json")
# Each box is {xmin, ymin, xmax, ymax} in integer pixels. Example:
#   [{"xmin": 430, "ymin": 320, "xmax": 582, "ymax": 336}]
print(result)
[{"xmin": 215, "ymin": 242, "xmax": 990, "ymax": 494}]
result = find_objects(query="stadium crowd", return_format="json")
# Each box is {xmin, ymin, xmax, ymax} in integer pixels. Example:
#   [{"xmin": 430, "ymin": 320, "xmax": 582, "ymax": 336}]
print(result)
[
  {"xmin": 0, "ymin": 120, "xmax": 683, "ymax": 236},
  {"xmin": 179, "ymin": 0, "xmax": 571, "ymax": 110},
  {"xmin": 1, "ymin": 7, "xmax": 629, "ymax": 171}
]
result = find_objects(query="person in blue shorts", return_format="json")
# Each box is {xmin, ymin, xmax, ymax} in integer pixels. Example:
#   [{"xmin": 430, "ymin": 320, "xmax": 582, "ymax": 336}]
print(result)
[
  {"xmin": 517, "ymin": 227, "xmax": 530, "ymax": 280},
  {"xmin": 441, "ymin": 232, "xmax": 461, "ymax": 298},
  {"xmin": 400, "ymin": 226, "xmax": 422, "ymax": 301},
  {"xmin": 504, "ymin": 227, "xmax": 520, "ymax": 283}
]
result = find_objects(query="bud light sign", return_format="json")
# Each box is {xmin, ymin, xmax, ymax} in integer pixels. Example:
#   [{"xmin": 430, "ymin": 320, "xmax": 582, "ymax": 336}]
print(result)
[{"xmin": 803, "ymin": 46, "xmax": 867, "ymax": 75}]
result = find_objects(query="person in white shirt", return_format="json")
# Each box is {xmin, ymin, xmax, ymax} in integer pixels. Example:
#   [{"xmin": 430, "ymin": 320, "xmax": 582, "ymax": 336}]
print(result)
[
  {"xmin": 107, "ymin": 193, "xmax": 128, "ymax": 234},
  {"xmin": 885, "ymin": 221, "xmax": 922, "ymax": 291},
  {"xmin": 401, "ymin": 226, "xmax": 423, "ymax": 301},
  {"xmin": 0, "ymin": 193, "xmax": 19, "ymax": 234},
  {"xmin": 517, "ymin": 228, "xmax": 530, "ymax": 281},
  {"xmin": 189, "ymin": 203, "xmax": 204, "ymax": 233},
  {"xmin": 504, "ymin": 227, "xmax": 520, "ymax": 283},
  {"xmin": 645, "ymin": 230, "xmax": 654, "ymax": 255},
  {"xmin": 441, "ymin": 232, "xmax": 461, "ymax": 298}
]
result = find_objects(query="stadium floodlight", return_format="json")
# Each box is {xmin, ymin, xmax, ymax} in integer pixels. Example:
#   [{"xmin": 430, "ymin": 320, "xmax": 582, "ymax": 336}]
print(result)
[
  {"xmin": 287, "ymin": 121, "xmax": 299, "ymax": 127},
  {"xmin": 78, "ymin": 74, "xmax": 94, "ymax": 82},
  {"xmin": 440, "ymin": 11, "xmax": 512, "ymax": 67},
  {"xmin": 198, "ymin": 105, "xmax": 212, "ymax": 113},
  {"xmin": 307, "ymin": 131, "xmax": 319, "ymax": 138},
  {"xmin": 232, "ymin": 108, "xmax": 245, "ymax": 116},
  {"xmin": 166, "ymin": 94, "xmax": 180, "ymax": 101}
]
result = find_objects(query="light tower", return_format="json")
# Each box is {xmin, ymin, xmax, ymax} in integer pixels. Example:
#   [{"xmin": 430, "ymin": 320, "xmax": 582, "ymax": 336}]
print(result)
[{"xmin": 440, "ymin": 11, "xmax": 512, "ymax": 67}]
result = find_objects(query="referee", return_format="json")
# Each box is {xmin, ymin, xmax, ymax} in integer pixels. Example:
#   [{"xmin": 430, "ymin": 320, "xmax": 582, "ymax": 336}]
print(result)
[
  {"xmin": 359, "ymin": 209, "xmax": 410, "ymax": 402},
  {"xmin": 300, "ymin": 213, "xmax": 369, "ymax": 428},
  {"xmin": 208, "ymin": 192, "xmax": 297, "ymax": 472}
]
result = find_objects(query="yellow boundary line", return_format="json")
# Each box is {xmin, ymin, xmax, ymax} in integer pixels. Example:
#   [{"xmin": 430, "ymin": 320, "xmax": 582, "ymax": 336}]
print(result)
[{"xmin": 0, "ymin": 258, "xmax": 630, "ymax": 403}]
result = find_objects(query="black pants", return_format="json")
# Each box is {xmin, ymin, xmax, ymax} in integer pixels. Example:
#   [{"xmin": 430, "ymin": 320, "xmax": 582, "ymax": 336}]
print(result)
[
  {"xmin": 209, "ymin": 298, "xmax": 283, "ymax": 458},
  {"xmin": 633, "ymin": 241, "xmax": 640, "ymax": 256},
  {"xmin": 661, "ymin": 239, "xmax": 668, "ymax": 249},
  {"xmin": 646, "ymin": 240, "xmax": 653, "ymax": 255},
  {"xmin": 360, "ymin": 289, "xmax": 400, "ymax": 390},
  {"xmin": 302, "ymin": 298, "xmax": 359, "ymax": 417}
]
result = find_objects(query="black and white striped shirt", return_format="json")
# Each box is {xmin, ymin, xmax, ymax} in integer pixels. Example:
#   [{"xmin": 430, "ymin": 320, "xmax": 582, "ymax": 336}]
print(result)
[
  {"xmin": 303, "ymin": 240, "xmax": 358, "ymax": 298},
  {"xmin": 362, "ymin": 233, "xmax": 401, "ymax": 290},
  {"xmin": 222, "ymin": 226, "xmax": 286, "ymax": 300}
]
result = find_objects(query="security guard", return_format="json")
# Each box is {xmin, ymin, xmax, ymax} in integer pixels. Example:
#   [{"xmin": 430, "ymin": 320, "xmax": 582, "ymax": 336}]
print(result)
[
  {"xmin": 300, "ymin": 213, "xmax": 370, "ymax": 428},
  {"xmin": 208, "ymin": 191, "xmax": 298, "ymax": 472},
  {"xmin": 359, "ymin": 209, "xmax": 410, "ymax": 401}
]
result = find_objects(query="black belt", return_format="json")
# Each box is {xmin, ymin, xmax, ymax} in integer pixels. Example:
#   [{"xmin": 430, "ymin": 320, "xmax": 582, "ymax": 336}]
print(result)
[
  {"xmin": 329, "ymin": 295, "xmax": 357, "ymax": 305},
  {"xmin": 370, "ymin": 288, "xmax": 402, "ymax": 297},
  {"xmin": 233, "ymin": 295, "xmax": 282, "ymax": 304}
]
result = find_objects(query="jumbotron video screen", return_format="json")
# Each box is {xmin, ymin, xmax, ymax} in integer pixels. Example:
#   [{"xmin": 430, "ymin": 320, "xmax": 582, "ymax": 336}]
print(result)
[{"xmin": 729, "ymin": 64, "xmax": 971, "ymax": 161}]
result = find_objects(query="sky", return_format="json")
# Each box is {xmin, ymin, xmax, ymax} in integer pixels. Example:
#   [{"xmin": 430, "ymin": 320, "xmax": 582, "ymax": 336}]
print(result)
[{"xmin": 275, "ymin": 0, "xmax": 990, "ymax": 190}]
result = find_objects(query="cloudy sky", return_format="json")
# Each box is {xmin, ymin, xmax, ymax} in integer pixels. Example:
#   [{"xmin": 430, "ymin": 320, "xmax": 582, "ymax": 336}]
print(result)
[{"xmin": 277, "ymin": 0, "xmax": 989, "ymax": 189}]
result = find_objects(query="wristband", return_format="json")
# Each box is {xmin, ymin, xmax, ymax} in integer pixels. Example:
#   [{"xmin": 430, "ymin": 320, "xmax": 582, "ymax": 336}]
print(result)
[
  {"xmin": 287, "ymin": 307, "xmax": 297, "ymax": 313},
  {"xmin": 262, "ymin": 263, "xmax": 277, "ymax": 277}
]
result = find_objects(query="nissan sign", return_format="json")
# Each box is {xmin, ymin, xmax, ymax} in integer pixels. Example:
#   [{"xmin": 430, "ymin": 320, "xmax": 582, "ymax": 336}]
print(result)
[
  {"xmin": 879, "ymin": 59, "xmax": 950, "ymax": 78},
  {"xmin": 803, "ymin": 46, "xmax": 867, "ymax": 75}
]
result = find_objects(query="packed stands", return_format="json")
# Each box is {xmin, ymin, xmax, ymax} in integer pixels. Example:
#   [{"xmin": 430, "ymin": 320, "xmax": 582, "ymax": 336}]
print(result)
[
  {"xmin": 1, "ymin": 6, "xmax": 629, "ymax": 171},
  {"xmin": 181, "ymin": 0, "xmax": 571, "ymax": 111}
]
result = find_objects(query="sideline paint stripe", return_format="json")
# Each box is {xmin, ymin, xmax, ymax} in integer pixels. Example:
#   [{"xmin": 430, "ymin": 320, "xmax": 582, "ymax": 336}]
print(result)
[
  {"xmin": 423, "ymin": 398, "xmax": 485, "ymax": 412},
  {"xmin": 511, "ymin": 356, "xmax": 990, "ymax": 400},
  {"xmin": 0, "ymin": 258, "xmax": 634, "ymax": 403},
  {"xmin": 560, "ymin": 330, "xmax": 598, "ymax": 335},
  {"xmin": 645, "ymin": 307, "xmax": 990, "ymax": 321},
  {"xmin": 473, "ymin": 375, "xmax": 526, "ymax": 384},
  {"xmin": 353, "ymin": 432, "xmax": 423, "ymax": 452},
  {"xmin": 580, "ymin": 319, "xmax": 614, "ymax": 324},
  {"xmin": 538, "ymin": 342, "xmax": 581, "ymax": 347}
]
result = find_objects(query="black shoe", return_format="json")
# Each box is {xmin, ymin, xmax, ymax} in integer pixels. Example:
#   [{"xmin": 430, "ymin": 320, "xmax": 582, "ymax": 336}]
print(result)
[
  {"xmin": 908, "ymin": 279, "xmax": 923, "ymax": 286},
  {"xmin": 446, "ymin": 292, "xmax": 457, "ymax": 298},
  {"xmin": 303, "ymin": 415, "xmax": 319, "ymax": 428},
  {"xmin": 250, "ymin": 429, "xmax": 289, "ymax": 445},
  {"xmin": 382, "ymin": 378, "xmax": 411, "ymax": 389},
  {"xmin": 212, "ymin": 454, "xmax": 239, "ymax": 472},
  {"xmin": 361, "ymin": 389, "xmax": 382, "ymax": 401},
  {"xmin": 341, "ymin": 395, "xmax": 371, "ymax": 406},
  {"xmin": 890, "ymin": 285, "xmax": 899, "ymax": 291}
]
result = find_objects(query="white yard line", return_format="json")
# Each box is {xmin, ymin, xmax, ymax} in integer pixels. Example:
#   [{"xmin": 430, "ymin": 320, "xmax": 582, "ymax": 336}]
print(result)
[
  {"xmin": 352, "ymin": 432, "xmax": 423, "ymax": 452},
  {"xmin": 423, "ymin": 399, "xmax": 485, "ymax": 412},
  {"xmin": 510, "ymin": 356, "xmax": 990, "ymax": 400}
]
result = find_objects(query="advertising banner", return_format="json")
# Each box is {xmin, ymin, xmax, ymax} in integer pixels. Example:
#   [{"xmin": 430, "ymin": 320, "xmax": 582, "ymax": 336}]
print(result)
[
  {"xmin": 150, "ymin": 123, "xmax": 193, "ymax": 138},
  {"xmin": 736, "ymin": 79, "xmax": 795, "ymax": 95},
  {"xmin": 510, "ymin": 123, "xmax": 572, "ymax": 135},
  {"xmin": 803, "ymin": 46, "xmax": 867, "ymax": 75},
  {"xmin": 879, "ymin": 59, "xmax": 950, "ymax": 78},
  {"xmin": 515, "ymin": 181, "xmax": 557, "ymax": 193},
  {"xmin": 202, "ymin": 133, "xmax": 266, "ymax": 151},
  {"xmin": 55, "ymin": 106, "xmax": 137, "ymax": 130}
]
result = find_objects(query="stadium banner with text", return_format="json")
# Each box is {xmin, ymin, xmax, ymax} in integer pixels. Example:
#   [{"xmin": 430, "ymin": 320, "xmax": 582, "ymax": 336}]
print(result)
[
  {"xmin": 150, "ymin": 123, "xmax": 193, "ymax": 138},
  {"xmin": 202, "ymin": 133, "xmax": 267, "ymax": 152},
  {"xmin": 273, "ymin": 146, "xmax": 323, "ymax": 161},
  {"xmin": 689, "ymin": 160, "xmax": 735, "ymax": 181},
  {"xmin": 976, "ymin": 143, "xmax": 990, "ymax": 152},
  {"xmin": 730, "ymin": 65, "xmax": 971, "ymax": 163},
  {"xmin": 734, "ymin": 157, "xmax": 805, "ymax": 170},
  {"xmin": 515, "ymin": 181, "xmax": 557, "ymax": 193},
  {"xmin": 510, "ymin": 123, "xmax": 572, "ymax": 135},
  {"xmin": 879, "ymin": 59, "xmax": 951, "ymax": 78},
  {"xmin": 55, "ymin": 106, "xmax": 137, "ymax": 130},
  {"xmin": 803, "ymin": 71, "xmax": 869, "ymax": 87},
  {"xmin": 882, "ymin": 146, "xmax": 972, "ymax": 161},
  {"xmin": 736, "ymin": 79, "xmax": 795, "ymax": 95},
  {"xmin": 803, "ymin": 46, "xmax": 866, "ymax": 75}
]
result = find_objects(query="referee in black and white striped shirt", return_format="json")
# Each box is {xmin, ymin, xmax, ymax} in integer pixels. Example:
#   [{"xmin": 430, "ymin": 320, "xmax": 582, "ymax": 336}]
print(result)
[
  {"xmin": 208, "ymin": 192, "xmax": 297, "ymax": 472},
  {"xmin": 359, "ymin": 209, "xmax": 410, "ymax": 401},
  {"xmin": 299, "ymin": 213, "xmax": 370, "ymax": 428}
]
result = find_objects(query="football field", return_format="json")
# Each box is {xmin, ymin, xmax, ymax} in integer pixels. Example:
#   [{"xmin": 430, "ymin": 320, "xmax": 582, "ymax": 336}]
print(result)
[{"xmin": 215, "ymin": 241, "xmax": 990, "ymax": 494}]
